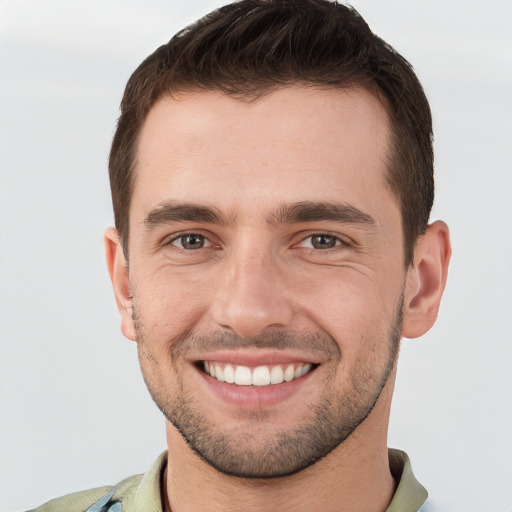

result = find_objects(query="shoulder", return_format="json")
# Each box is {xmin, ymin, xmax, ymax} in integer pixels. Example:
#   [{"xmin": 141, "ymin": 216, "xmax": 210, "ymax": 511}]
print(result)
[
  {"xmin": 26, "ymin": 475, "xmax": 143, "ymax": 512},
  {"xmin": 26, "ymin": 486, "xmax": 115, "ymax": 512},
  {"xmin": 26, "ymin": 452, "xmax": 166, "ymax": 512}
]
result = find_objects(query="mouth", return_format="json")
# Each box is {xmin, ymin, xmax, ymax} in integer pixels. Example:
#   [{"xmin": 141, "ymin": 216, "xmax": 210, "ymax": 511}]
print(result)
[{"xmin": 201, "ymin": 361, "xmax": 317, "ymax": 387}]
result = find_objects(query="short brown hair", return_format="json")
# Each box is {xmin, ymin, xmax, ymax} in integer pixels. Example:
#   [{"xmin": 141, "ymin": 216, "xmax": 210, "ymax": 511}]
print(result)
[{"xmin": 109, "ymin": 0, "xmax": 434, "ymax": 265}]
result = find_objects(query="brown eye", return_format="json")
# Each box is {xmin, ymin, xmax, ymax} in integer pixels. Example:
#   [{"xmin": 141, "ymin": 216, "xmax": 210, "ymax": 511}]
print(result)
[
  {"xmin": 310, "ymin": 234, "xmax": 338, "ymax": 249},
  {"xmin": 174, "ymin": 234, "xmax": 208, "ymax": 250}
]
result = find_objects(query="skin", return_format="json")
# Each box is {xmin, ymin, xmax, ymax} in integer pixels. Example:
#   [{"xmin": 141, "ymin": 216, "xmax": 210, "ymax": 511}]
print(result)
[{"xmin": 105, "ymin": 86, "xmax": 451, "ymax": 512}]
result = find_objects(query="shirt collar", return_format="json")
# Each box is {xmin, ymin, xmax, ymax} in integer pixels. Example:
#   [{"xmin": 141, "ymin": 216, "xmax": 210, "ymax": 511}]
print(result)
[{"xmin": 127, "ymin": 449, "xmax": 427, "ymax": 512}]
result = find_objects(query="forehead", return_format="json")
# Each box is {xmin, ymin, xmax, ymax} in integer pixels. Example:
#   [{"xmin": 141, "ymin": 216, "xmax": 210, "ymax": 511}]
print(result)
[{"xmin": 133, "ymin": 86, "xmax": 394, "ymax": 222}]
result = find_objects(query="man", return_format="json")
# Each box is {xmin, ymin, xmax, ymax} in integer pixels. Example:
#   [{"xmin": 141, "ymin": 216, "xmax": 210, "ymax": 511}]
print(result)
[{"xmin": 30, "ymin": 1, "xmax": 451, "ymax": 511}]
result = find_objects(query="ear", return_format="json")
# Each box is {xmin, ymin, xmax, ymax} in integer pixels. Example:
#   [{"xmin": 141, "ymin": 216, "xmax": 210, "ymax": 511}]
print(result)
[
  {"xmin": 402, "ymin": 221, "xmax": 452, "ymax": 339},
  {"xmin": 104, "ymin": 227, "xmax": 136, "ymax": 341}
]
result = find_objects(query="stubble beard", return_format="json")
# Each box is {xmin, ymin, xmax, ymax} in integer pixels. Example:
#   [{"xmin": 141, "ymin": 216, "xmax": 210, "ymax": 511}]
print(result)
[{"xmin": 134, "ymin": 301, "xmax": 403, "ymax": 479}]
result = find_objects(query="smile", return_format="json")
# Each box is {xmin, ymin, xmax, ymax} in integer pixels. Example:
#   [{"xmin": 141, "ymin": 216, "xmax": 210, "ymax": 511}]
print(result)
[{"xmin": 202, "ymin": 361, "xmax": 315, "ymax": 387}]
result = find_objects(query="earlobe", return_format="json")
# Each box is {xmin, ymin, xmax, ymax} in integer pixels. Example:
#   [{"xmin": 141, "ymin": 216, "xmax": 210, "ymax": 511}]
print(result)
[
  {"xmin": 402, "ymin": 221, "xmax": 452, "ymax": 339},
  {"xmin": 104, "ymin": 227, "xmax": 136, "ymax": 341}
]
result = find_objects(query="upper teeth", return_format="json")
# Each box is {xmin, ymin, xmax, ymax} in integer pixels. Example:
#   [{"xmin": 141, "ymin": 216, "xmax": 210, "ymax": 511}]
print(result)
[{"xmin": 203, "ymin": 362, "xmax": 313, "ymax": 386}]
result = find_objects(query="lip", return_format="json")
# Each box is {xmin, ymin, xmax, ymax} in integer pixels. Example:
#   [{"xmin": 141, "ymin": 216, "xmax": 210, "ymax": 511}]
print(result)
[
  {"xmin": 196, "ymin": 356, "xmax": 318, "ymax": 408},
  {"xmin": 192, "ymin": 349, "xmax": 323, "ymax": 367}
]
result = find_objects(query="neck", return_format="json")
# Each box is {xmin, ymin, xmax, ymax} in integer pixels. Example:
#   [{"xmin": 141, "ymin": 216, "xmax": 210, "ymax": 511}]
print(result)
[{"xmin": 164, "ymin": 374, "xmax": 396, "ymax": 512}]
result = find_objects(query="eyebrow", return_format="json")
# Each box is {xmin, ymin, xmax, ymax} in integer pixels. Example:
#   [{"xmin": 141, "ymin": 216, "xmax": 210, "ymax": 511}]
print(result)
[
  {"xmin": 267, "ymin": 201, "xmax": 375, "ymax": 227},
  {"xmin": 143, "ymin": 200, "xmax": 375, "ymax": 230},
  {"xmin": 144, "ymin": 202, "xmax": 229, "ymax": 229}
]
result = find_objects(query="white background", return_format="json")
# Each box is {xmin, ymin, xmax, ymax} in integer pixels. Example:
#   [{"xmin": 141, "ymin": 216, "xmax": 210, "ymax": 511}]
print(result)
[{"xmin": 1, "ymin": 1, "xmax": 511, "ymax": 511}]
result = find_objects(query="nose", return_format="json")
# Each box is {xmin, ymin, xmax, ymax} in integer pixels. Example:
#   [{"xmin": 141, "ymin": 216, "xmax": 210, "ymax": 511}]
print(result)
[{"xmin": 210, "ymin": 246, "xmax": 294, "ymax": 338}]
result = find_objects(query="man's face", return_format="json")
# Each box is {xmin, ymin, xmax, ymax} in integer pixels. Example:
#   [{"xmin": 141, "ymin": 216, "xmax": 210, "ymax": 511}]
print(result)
[{"xmin": 124, "ymin": 87, "xmax": 407, "ymax": 478}]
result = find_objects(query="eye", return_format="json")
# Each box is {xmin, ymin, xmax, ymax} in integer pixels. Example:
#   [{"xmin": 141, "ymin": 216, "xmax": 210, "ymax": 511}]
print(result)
[
  {"xmin": 300, "ymin": 234, "xmax": 342, "ymax": 250},
  {"xmin": 171, "ymin": 233, "xmax": 211, "ymax": 250}
]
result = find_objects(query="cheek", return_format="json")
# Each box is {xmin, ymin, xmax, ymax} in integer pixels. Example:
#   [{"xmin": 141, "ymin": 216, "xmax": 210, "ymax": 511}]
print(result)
[
  {"xmin": 297, "ymin": 270, "xmax": 400, "ymax": 350},
  {"xmin": 132, "ymin": 268, "xmax": 212, "ymax": 347}
]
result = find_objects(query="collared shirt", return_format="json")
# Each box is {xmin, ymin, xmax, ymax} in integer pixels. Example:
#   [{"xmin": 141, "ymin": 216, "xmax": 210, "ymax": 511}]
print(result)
[{"xmin": 27, "ymin": 449, "xmax": 428, "ymax": 512}]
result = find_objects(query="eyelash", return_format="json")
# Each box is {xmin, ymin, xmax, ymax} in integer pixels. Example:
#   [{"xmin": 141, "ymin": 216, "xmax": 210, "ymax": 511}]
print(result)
[
  {"xmin": 168, "ymin": 233, "xmax": 214, "ymax": 250},
  {"xmin": 296, "ymin": 233, "xmax": 348, "ymax": 251},
  {"xmin": 165, "ymin": 232, "xmax": 350, "ymax": 252}
]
